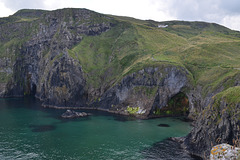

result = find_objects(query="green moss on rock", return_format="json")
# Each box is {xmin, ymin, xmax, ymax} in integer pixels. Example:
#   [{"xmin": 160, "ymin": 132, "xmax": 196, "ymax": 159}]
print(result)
[
  {"xmin": 126, "ymin": 106, "xmax": 140, "ymax": 114},
  {"xmin": 133, "ymin": 86, "xmax": 158, "ymax": 98},
  {"xmin": 0, "ymin": 72, "xmax": 12, "ymax": 83}
]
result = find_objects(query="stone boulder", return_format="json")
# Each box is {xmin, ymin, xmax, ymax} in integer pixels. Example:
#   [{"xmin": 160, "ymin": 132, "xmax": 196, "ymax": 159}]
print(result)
[
  {"xmin": 61, "ymin": 110, "xmax": 90, "ymax": 118},
  {"xmin": 210, "ymin": 143, "xmax": 240, "ymax": 160}
]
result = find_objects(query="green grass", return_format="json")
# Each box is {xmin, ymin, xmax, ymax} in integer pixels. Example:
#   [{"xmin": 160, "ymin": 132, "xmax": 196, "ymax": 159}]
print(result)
[
  {"xmin": 203, "ymin": 86, "xmax": 240, "ymax": 124},
  {"xmin": 16, "ymin": 18, "xmax": 38, "ymax": 22},
  {"xmin": 215, "ymin": 86, "xmax": 240, "ymax": 104},
  {"xmin": 67, "ymin": 16, "xmax": 240, "ymax": 97},
  {"xmin": 68, "ymin": 21, "xmax": 143, "ymax": 88}
]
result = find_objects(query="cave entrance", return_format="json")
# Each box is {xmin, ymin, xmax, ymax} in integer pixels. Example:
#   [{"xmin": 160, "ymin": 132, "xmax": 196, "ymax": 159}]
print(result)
[
  {"xmin": 30, "ymin": 83, "xmax": 37, "ymax": 96},
  {"xmin": 153, "ymin": 92, "xmax": 189, "ymax": 116},
  {"xmin": 166, "ymin": 92, "xmax": 189, "ymax": 116}
]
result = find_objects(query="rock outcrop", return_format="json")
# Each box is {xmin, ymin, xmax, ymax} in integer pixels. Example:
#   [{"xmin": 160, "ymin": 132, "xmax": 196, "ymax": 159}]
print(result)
[
  {"xmin": 0, "ymin": 8, "xmax": 113, "ymax": 104},
  {"xmin": 183, "ymin": 86, "xmax": 240, "ymax": 158},
  {"xmin": 210, "ymin": 144, "xmax": 240, "ymax": 160},
  {"xmin": 94, "ymin": 66, "xmax": 190, "ymax": 117},
  {"xmin": 61, "ymin": 110, "xmax": 90, "ymax": 118}
]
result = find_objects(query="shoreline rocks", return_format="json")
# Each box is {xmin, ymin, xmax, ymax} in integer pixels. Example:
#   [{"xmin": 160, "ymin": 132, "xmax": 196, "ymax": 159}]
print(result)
[
  {"xmin": 210, "ymin": 144, "xmax": 240, "ymax": 160},
  {"xmin": 61, "ymin": 110, "xmax": 90, "ymax": 118},
  {"xmin": 183, "ymin": 92, "xmax": 240, "ymax": 159}
]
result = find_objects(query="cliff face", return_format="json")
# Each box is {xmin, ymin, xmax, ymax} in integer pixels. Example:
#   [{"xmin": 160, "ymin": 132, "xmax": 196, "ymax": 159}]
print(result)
[
  {"xmin": 184, "ymin": 86, "xmax": 240, "ymax": 158},
  {"xmin": 0, "ymin": 8, "xmax": 194, "ymax": 117},
  {"xmin": 94, "ymin": 66, "xmax": 190, "ymax": 116},
  {"xmin": 1, "ymin": 8, "xmax": 240, "ymax": 158},
  {"xmin": 1, "ymin": 8, "xmax": 113, "ymax": 103}
]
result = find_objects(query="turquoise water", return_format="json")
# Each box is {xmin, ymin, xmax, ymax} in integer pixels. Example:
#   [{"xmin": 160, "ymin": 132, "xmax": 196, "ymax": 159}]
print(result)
[{"xmin": 0, "ymin": 98, "xmax": 196, "ymax": 160}]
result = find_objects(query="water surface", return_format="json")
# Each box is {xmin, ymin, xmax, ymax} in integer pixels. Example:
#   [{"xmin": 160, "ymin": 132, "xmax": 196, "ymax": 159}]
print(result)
[{"xmin": 0, "ymin": 97, "xmax": 197, "ymax": 160}]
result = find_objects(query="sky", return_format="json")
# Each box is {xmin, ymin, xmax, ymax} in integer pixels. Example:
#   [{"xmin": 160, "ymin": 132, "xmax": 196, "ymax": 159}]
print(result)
[{"xmin": 0, "ymin": 0, "xmax": 240, "ymax": 31}]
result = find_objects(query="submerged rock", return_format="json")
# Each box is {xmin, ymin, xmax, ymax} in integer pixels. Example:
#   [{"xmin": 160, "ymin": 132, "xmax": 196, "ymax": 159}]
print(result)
[
  {"xmin": 210, "ymin": 143, "xmax": 240, "ymax": 160},
  {"xmin": 29, "ymin": 125, "xmax": 56, "ymax": 132},
  {"xmin": 61, "ymin": 110, "xmax": 90, "ymax": 118},
  {"xmin": 157, "ymin": 124, "xmax": 170, "ymax": 127}
]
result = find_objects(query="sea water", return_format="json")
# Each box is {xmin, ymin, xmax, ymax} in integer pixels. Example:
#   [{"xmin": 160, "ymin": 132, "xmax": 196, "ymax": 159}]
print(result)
[{"xmin": 0, "ymin": 97, "xmax": 199, "ymax": 160}]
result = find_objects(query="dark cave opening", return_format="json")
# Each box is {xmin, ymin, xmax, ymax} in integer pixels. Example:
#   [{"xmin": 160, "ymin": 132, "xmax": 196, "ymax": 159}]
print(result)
[
  {"xmin": 166, "ymin": 92, "xmax": 189, "ymax": 115},
  {"xmin": 153, "ymin": 92, "xmax": 189, "ymax": 116},
  {"xmin": 30, "ymin": 83, "xmax": 37, "ymax": 96}
]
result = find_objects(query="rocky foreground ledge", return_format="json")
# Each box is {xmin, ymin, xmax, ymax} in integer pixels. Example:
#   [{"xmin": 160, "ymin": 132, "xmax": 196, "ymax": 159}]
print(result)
[
  {"xmin": 210, "ymin": 144, "xmax": 240, "ymax": 160},
  {"xmin": 61, "ymin": 110, "xmax": 91, "ymax": 118}
]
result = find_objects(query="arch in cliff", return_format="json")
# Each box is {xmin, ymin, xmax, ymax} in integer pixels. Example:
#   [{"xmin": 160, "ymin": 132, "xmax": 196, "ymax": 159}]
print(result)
[{"xmin": 151, "ymin": 92, "xmax": 189, "ymax": 116}]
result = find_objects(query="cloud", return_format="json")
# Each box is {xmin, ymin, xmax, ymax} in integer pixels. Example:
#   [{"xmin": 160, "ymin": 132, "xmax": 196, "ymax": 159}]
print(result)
[
  {"xmin": 1, "ymin": 0, "xmax": 45, "ymax": 10},
  {"xmin": 221, "ymin": 15, "xmax": 240, "ymax": 31},
  {"xmin": 150, "ymin": 0, "xmax": 240, "ymax": 30},
  {"xmin": 154, "ymin": 0, "xmax": 222, "ymax": 21},
  {"xmin": 0, "ymin": 1, "xmax": 14, "ymax": 17},
  {"xmin": 219, "ymin": 0, "xmax": 240, "ymax": 14}
]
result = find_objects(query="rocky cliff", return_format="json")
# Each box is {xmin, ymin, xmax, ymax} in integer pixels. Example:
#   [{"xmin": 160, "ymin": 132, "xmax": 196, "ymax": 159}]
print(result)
[
  {"xmin": 94, "ymin": 65, "xmax": 190, "ymax": 117},
  {"xmin": 0, "ymin": 8, "xmax": 194, "ymax": 117},
  {"xmin": 0, "ymin": 8, "xmax": 113, "ymax": 102},
  {"xmin": 0, "ymin": 8, "xmax": 240, "ymax": 158},
  {"xmin": 184, "ymin": 86, "xmax": 240, "ymax": 158}
]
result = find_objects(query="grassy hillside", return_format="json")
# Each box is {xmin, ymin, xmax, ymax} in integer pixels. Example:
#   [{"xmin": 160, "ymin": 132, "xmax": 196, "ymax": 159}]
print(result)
[
  {"xmin": 68, "ymin": 14, "xmax": 240, "ymax": 96},
  {"xmin": 1, "ymin": 8, "xmax": 240, "ymax": 98},
  {"xmin": 215, "ymin": 86, "xmax": 240, "ymax": 104}
]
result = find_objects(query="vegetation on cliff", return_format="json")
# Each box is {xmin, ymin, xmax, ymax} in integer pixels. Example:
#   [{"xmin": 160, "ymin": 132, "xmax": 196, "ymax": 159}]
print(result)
[
  {"xmin": 184, "ymin": 86, "xmax": 240, "ymax": 158},
  {"xmin": 0, "ymin": 8, "xmax": 240, "ymax": 98},
  {"xmin": 214, "ymin": 86, "xmax": 240, "ymax": 104},
  {"xmin": 0, "ymin": 8, "xmax": 239, "ymax": 114},
  {"xmin": 66, "ymin": 12, "xmax": 240, "ymax": 99}
]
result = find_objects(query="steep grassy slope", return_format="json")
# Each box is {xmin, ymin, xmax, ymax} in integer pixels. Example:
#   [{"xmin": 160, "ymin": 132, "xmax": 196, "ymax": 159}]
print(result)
[
  {"xmin": 67, "ymin": 14, "xmax": 240, "ymax": 99},
  {"xmin": 0, "ymin": 8, "xmax": 239, "ymax": 107}
]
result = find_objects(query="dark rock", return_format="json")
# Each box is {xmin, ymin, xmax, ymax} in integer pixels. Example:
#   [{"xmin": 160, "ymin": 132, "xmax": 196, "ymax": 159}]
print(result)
[
  {"xmin": 169, "ymin": 137, "xmax": 185, "ymax": 143},
  {"xmin": 61, "ymin": 110, "xmax": 90, "ymax": 118},
  {"xmin": 94, "ymin": 66, "xmax": 190, "ymax": 117},
  {"xmin": 178, "ymin": 117, "xmax": 193, "ymax": 122},
  {"xmin": 142, "ymin": 139, "xmax": 203, "ymax": 160},
  {"xmin": 183, "ymin": 98, "xmax": 240, "ymax": 159},
  {"xmin": 29, "ymin": 124, "xmax": 56, "ymax": 132},
  {"xmin": 158, "ymin": 124, "xmax": 170, "ymax": 127}
]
